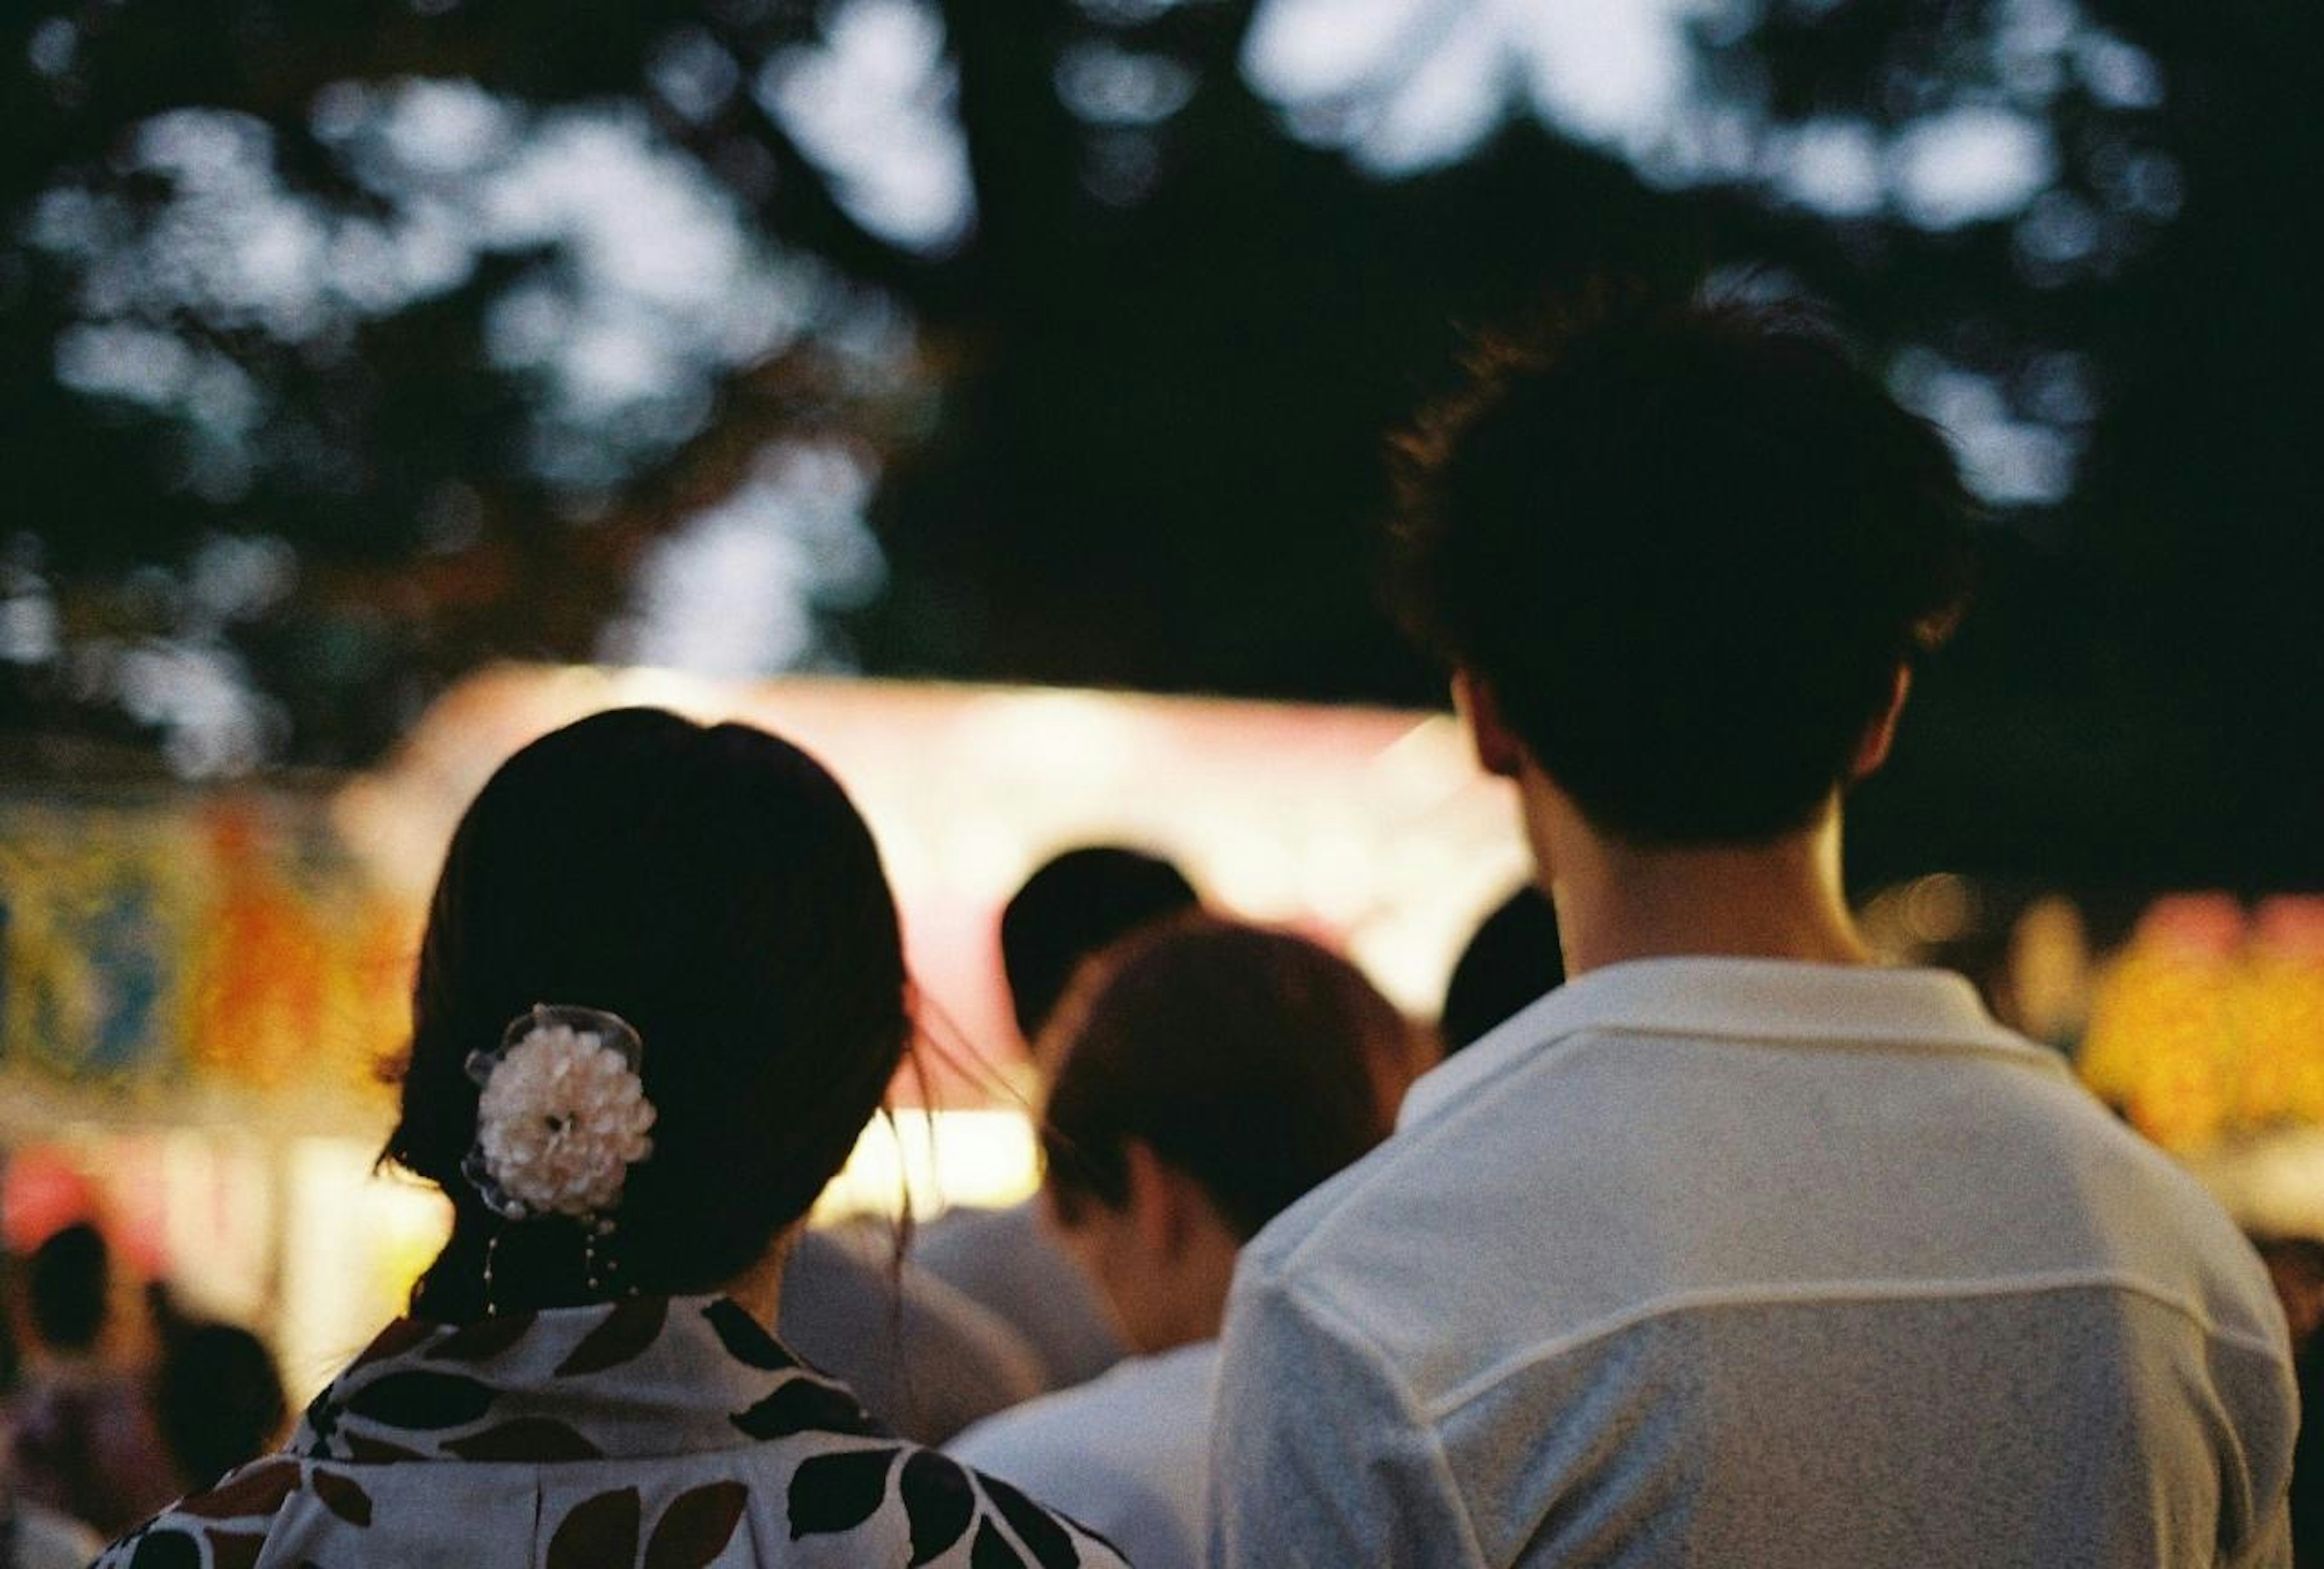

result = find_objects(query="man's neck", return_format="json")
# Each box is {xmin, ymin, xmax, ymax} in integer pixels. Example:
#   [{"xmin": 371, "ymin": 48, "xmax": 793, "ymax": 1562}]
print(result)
[{"xmin": 1532, "ymin": 781, "xmax": 1871, "ymax": 978}]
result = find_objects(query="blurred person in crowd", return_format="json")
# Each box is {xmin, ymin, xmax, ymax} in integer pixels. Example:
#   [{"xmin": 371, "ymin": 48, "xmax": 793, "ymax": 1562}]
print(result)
[
  {"xmin": 913, "ymin": 845, "xmax": 1200, "ymax": 1392},
  {"xmin": 1439, "ymin": 883, "xmax": 1564, "ymax": 1053},
  {"xmin": 1209, "ymin": 289, "xmax": 2296, "ymax": 1566},
  {"xmin": 5, "ymin": 1225, "xmax": 175, "ymax": 1539},
  {"xmin": 97, "ymin": 709, "xmax": 1125, "ymax": 1568},
  {"xmin": 0, "ymin": 1486, "xmax": 103, "ymax": 1569},
  {"xmin": 0, "ymin": 1252, "xmax": 106, "ymax": 1569},
  {"xmin": 2254, "ymin": 1235, "xmax": 2324, "ymax": 1357},
  {"xmin": 2295, "ymin": 1334, "xmax": 2323, "ymax": 1567},
  {"xmin": 952, "ymin": 918, "xmax": 1430, "ymax": 1569},
  {"xmin": 0, "ymin": 1253, "xmax": 16, "ymax": 1398},
  {"xmin": 776, "ymin": 1226, "xmax": 1044, "ymax": 1446},
  {"xmin": 151, "ymin": 1311, "xmax": 288, "ymax": 1495}
]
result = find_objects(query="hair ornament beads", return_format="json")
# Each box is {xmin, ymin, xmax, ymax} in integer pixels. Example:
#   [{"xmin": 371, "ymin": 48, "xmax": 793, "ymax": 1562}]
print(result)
[{"xmin": 462, "ymin": 1004, "xmax": 657, "ymax": 1231}]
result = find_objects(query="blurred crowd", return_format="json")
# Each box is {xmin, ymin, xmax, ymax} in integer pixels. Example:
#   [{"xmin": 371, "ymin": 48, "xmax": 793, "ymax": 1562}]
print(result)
[
  {"xmin": 0, "ymin": 837, "xmax": 1555, "ymax": 1568},
  {"xmin": 15, "ymin": 842, "xmax": 2319, "ymax": 1564},
  {"xmin": 1, "ymin": 1224, "xmax": 284, "ymax": 1567}
]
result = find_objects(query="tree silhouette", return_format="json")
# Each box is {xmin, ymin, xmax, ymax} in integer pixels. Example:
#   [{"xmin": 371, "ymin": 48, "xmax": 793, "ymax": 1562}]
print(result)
[{"xmin": 0, "ymin": 0, "xmax": 2314, "ymax": 884}]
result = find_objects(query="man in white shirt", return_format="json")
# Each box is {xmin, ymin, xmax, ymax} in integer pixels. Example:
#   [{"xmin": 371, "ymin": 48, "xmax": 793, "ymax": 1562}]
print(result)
[
  {"xmin": 1207, "ymin": 291, "xmax": 2299, "ymax": 1567},
  {"xmin": 953, "ymin": 919, "xmax": 1428, "ymax": 1569}
]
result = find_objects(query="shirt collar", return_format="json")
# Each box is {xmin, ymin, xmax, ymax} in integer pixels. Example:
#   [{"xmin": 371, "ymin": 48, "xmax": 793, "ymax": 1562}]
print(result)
[{"xmin": 1403, "ymin": 955, "xmax": 2061, "ymax": 1131}]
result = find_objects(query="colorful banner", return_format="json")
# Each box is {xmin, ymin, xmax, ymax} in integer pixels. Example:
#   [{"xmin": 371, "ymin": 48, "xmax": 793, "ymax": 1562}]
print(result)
[{"xmin": 0, "ymin": 794, "xmax": 416, "ymax": 1123}]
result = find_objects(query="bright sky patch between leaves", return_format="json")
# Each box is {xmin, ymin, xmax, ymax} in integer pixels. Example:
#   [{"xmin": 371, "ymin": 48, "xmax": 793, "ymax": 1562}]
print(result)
[{"xmin": 13, "ymin": 0, "xmax": 2176, "ymax": 774}]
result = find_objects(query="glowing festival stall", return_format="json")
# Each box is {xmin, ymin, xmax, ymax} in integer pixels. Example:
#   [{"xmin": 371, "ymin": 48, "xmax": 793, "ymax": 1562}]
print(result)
[
  {"xmin": 10, "ymin": 665, "xmax": 2320, "ymax": 1389},
  {"xmin": 0, "ymin": 667, "xmax": 1527, "ymax": 1388},
  {"xmin": 2076, "ymin": 893, "xmax": 2324, "ymax": 1237}
]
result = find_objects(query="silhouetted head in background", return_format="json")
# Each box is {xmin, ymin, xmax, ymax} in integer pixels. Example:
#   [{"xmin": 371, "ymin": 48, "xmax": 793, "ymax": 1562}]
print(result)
[
  {"xmin": 154, "ymin": 1318, "xmax": 287, "ymax": 1491},
  {"xmin": 25, "ymin": 1223, "xmax": 111, "ymax": 1355},
  {"xmin": 2296, "ymin": 1329, "xmax": 2324, "ymax": 1569},
  {"xmin": 1440, "ymin": 884, "xmax": 1564, "ymax": 1053},
  {"xmin": 1001, "ymin": 846, "xmax": 1199, "ymax": 1047},
  {"xmin": 1040, "ymin": 918, "xmax": 1424, "ymax": 1351},
  {"xmin": 2256, "ymin": 1234, "xmax": 2324, "ymax": 1356},
  {"xmin": 1391, "ymin": 288, "xmax": 1974, "ymax": 848}
]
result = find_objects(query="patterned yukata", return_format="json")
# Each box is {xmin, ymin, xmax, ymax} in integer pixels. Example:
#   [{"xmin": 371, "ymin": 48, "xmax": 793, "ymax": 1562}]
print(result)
[{"xmin": 96, "ymin": 1295, "xmax": 1128, "ymax": 1569}]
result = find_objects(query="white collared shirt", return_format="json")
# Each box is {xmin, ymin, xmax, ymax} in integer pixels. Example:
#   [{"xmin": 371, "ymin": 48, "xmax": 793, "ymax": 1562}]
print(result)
[
  {"xmin": 1210, "ymin": 958, "xmax": 2297, "ymax": 1568},
  {"xmin": 952, "ymin": 1340, "xmax": 1219, "ymax": 1569}
]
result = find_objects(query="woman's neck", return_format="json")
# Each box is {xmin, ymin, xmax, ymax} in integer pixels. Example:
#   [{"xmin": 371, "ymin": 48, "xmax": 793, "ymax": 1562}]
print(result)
[{"xmin": 718, "ymin": 1237, "xmax": 790, "ymax": 1327}]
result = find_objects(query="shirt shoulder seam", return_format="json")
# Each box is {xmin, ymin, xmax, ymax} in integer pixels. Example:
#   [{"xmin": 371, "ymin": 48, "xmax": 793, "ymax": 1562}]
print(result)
[{"xmin": 1419, "ymin": 1268, "xmax": 2288, "ymax": 1423}]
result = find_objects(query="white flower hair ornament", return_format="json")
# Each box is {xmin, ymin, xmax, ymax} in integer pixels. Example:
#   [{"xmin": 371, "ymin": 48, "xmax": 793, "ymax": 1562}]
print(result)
[{"xmin": 463, "ymin": 1004, "xmax": 657, "ymax": 1232}]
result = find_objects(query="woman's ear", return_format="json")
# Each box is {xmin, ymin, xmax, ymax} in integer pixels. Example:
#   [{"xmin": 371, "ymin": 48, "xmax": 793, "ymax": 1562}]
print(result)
[
  {"xmin": 1851, "ymin": 663, "xmax": 1913, "ymax": 780},
  {"xmin": 1453, "ymin": 669, "xmax": 1527, "ymax": 780}
]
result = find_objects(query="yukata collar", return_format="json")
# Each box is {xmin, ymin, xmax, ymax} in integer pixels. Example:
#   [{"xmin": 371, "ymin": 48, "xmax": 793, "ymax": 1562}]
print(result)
[
  {"xmin": 114, "ymin": 1295, "xmax": 1124, "ymax": 1569},
  {"xmin": 294, "ymin": 1294, "xmax": 885, "ymax": 1465}
]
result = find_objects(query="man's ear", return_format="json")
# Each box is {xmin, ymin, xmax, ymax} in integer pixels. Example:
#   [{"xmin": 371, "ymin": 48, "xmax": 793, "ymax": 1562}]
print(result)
[
  {"xmin": 1121, "ymin": 1140, "xmax": 1201, "ymax": 1261},
  {"xmin": 1453, "ymin": 670, "xmax": 1526, "ymax": 780},
  {"xmin": 1036, "ymin": 1180, "xmax": 1075, "ymax": 1240},
  {"xmin": 1851, "ymin": 663, "xmax": 1912, "ymax": 780}
]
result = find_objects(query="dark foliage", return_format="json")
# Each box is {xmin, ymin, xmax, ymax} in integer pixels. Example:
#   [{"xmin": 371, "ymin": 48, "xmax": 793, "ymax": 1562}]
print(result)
[{"xmin": 0, "ymin": 0, "xmax": 2316, "ymax": 885}]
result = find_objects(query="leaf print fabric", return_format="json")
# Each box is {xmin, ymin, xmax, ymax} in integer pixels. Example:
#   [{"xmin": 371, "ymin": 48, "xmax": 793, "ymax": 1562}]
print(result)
[
  {"xmin": 547, "ymin": 1487, "xmax": 642, "ymax": 1569},
  {"xmin": 643, "ymin": 1482, "xmax": 752, "ymax": 1569},
  {"xmin": 445, "ymin": 1417, "xmax": 608, "ymax": 1461},
  {"xmin": 788, "ymin": 1447, "xmax": 897, "ymax": 1536},
  {"xmin": 784, "ymin": 1442, "xmax": 1087, "ymax": 1568},
  {"xmin": 92, "ymin": 1294, "xmax": 1126, "ymax": 1569},
  {"xmin": 733, "ymin": 1377, "xmax": 881, "ymax": 1441},
  {"xmin": 343, "ymin": 1369, "xmax": 499, "ymax": 1429},
  {"xmin": 425, "ymin": 1309, "xmax": 539, "ymax": 1362},
  {"xmin": 205, "ymin": 1530, "xmax": 267, "ymax": 1569},
  {"xmin": 899, "ymin": 1452, "xmax": 977, "ymax": 1565},
  {"xmin": 125, "ymin": 1530, "xmax": 199, "ymax": 1569},
  {"xmin": 555, "ymin": 1297, "xmax": 668, "ymax": 1377},
  {"xmin": 704, "ymin": 1297, "xmax": 798, "ymax": 1371},
  {"xmin": 175, "ymin": 1458, "xmax": 300, "ymax": 1518},
  {"xmin": 310, "ymin": 1469, "xmax": 376, "ymax": 1525},
  {"xmin": 982, "ymin": 1476, "xmax": 1085, "ymax": 1569}
]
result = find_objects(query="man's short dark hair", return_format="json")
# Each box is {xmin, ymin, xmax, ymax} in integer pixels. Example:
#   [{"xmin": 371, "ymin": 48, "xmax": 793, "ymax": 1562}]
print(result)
[
  {"xmin": 27, "ymin": 1222, "xmax": 111, "ymax": 1352},
  {"xmin": 1000, "ymin": 846, "xmax": 1200, "ymax": 1041},
  {"xmin": 1391, "ymin": 288, "xmax": 1974, "ymax": 845}
]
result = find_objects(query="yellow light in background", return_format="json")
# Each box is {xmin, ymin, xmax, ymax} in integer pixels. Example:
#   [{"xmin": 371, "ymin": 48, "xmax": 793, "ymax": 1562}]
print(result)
[
  {"xmin": 2188, "ymin": 1127, "xmax": 2324, "ymax": 1240},
  {"xmin": 275, "ymin": 1137, "xmax": 448, "ymax": 1406},
  {"xmin": 812, "ymin": 1108, "xmax": 1042, "ymax": 1223},
  {"xmin": 1300, "ymin": 815, "xmax": 1376, "ymax": 929},
  {"xmin": 2010, "ymin": 894, "xmax": 2093, "ymax": 1045},
  {"xmin": 1901, "ymin": 873, "xmax": 1975, "ymax": 946},
  {"xmin": 2080, "ymin": 946, "xmax": 2237, "ymax": 1152},
  {"xmin": 1200, "ymin": 821, "xmax": 1301, "ymax": 919},
  {"xmin": 156, "ymin": 1130, "xmax": 276, "ymax": 1327},
  {"xmin": 942, "ymin": 814, "xmax": 1031, "ymax": 899}
]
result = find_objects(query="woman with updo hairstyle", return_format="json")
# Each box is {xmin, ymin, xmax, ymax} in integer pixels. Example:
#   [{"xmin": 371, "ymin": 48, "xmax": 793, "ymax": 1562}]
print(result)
[{"xmin": 99, "ymin": 709, "xmax": 1128, "ymax": 1569}]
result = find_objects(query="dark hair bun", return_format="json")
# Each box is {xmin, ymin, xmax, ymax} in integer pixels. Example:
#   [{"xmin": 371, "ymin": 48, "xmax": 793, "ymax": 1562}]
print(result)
[{"xmin": 385, "ymin": 708, "xmax": 910, "ymax": 1320}]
